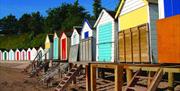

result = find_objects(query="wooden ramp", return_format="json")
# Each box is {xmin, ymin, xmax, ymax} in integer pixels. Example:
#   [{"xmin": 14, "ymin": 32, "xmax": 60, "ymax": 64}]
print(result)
[
  {"xmin": 29, "ymin": 60, "xmax": 49, "ymax": 77},
  {"xmin": 23, "ymin": 49, "xmax": 49, "ymax": 73},
  {"xmin": 125, "ymin": 68, "xmax": 163, "ymax": 91},
  {"xmin": 40, "ymin": 62, "xmax": 60, "ymax": 83},
  {"xmin": 55, "ymin": 64, "xmax": 82, "ymax": 91}
]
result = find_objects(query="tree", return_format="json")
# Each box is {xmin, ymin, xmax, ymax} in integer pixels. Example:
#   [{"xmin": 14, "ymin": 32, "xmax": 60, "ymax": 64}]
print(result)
[
  {"xmin": 0, "ymin": 14, "xmax": 18, "ymax": 34},
  {"xmin": 93, "ymin": 0, "xmax": 102, "ymax": 19},
  {"xmin": 18, "ymin": 13, "xmax": 32, "ymax": 33},
  {"xmin": 29, "ymin": 12, "xmax": 44, "ymax": 35}
]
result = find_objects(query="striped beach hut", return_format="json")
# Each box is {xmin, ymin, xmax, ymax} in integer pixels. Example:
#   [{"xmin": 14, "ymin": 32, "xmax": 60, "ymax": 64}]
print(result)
[
  {"xmin": 3, "ymin": 51, "xmax": 8, "ymax": 61},
  {"xmin": 21, "ymin": 49, "xmax": 27, "ymax": 60},
  {"xmin": 38, "ymin": 47, "xmax": 45, "ymax": 61},
  {"xmin": 69, "ymin": 27, "xmax": 82, "ymax": 62},
  {"xmin": 158, "ymin": 0, "xmax": 180, "ymax": 19},
  {"xmin": 27, "ymin": 48, "xmax": 31, "ymax": 60},
  {"xmin": 53, "ymin": 32, "xmax": 59, "ymax": 60},
  {"xmin": 115, "ymin": 0, "xmax": 159, "ymax": 63},
  {"xmin": 31, "ymin": 47, "xmax": 37, "ymax": 61},
  {"xmin": 94, "ymin": 9, "xmax": 118, "ymax": 62},
  {"xmin": 9, "ymin": 49, "xmax": 15, "ymax": 61},
  {"xmin": 15, "ymin": 49, "xmax": 20, "ymax": 60},
  {"xmin": 60, "ymin": 32, "xmax": 71, "ymax": 61},
  {"xmin": 45, "ymin": 34, "xmax": 53, "ymax": 60},
  {"xmin": 80, "ymin": 19, "xmax": 96, "ymax": 62},
  {"xmin": 0, "ymin": 50, "xmax": 2, "ymax": 60}
]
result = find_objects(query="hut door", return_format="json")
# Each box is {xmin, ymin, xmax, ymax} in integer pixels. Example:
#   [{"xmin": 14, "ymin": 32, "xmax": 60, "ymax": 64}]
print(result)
[
  {"xmin": 62, "ymin": 38, "xmax": 66, "ymax": 60},
  {"xmin": 17, "ymin": 52, "xmax": 19, "ymax": 60},
  {"xmin": 4, "ymin": 52, "xmax": 6, "ymax": 60},
  {"xmin": 22, "ymin": 52, "xmax": 24, "ymax": 60},
  {"xmin": 28, "ymin": 51, "xmax": 31, "ymax": 60}
]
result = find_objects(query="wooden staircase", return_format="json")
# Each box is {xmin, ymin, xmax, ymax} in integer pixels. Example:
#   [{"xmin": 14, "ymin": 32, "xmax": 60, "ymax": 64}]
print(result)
[
  {"xmin": 55, "ymin": 64, "xmax": 82, "ymax": 91},
  {"xmin": 125, "ymin": 68, "xmax": 163, "ymax": 91}
]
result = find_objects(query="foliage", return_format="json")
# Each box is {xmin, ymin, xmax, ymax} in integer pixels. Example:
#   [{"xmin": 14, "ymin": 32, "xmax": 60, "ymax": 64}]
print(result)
[{"xmin": 93, "ymin": 0, "xmax": 102, "ymax": 19}]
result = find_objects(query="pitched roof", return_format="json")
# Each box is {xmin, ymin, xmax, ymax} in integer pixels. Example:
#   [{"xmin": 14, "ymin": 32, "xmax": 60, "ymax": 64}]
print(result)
[
  {"xmin": 74, "ymin": 26, "xmax": 82, "ymax": 35},
  {"xmin": 94, "ymin": 9, "xmax": 116, "ymax": 27},
  {"xmin": 48, "ymin": 34, "xmax": 54, "ymax": 42},
  {"xmin": 115, "ymin": 0, "xmax": 158, "ymax": 19}
]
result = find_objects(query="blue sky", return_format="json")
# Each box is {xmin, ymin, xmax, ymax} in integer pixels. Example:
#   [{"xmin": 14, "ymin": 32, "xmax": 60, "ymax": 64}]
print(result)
[{"xmin": 0, "ymin": 0, "xmax": 119, "ymax": 19}]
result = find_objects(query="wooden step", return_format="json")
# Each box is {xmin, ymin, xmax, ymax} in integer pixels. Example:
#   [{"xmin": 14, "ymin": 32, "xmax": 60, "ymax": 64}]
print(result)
[
  {"xmin": 135, "ymin": 76, "xmax": 153, "ymax": 80},
  {"xmin": 127, "ymin": 87, "xmax": 136, "ymax": 90}
]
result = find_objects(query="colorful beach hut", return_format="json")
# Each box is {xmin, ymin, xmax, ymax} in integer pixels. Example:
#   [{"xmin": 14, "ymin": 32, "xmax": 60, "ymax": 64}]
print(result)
[
  {"xmin": 38, "ymin": 47, "xmax": 45, "ymax": 61},
  {"xmin": 31, "ymin": 47, "xmax": 37, "ymax": 61},
  {"xmin": 80, "ymin": 19, "xmax": 96, "ymax": 62},
  {"xmin": 21, "ymin": 49, "xmax": 27, "ymax": 60},
  {"xmin": 45, "ymin": 34, "xmax": 53, "ymax": 60},
  {"xmin": 3, "ymin": 51, "xmax": 8, "ymax": 61},
  {"xmin": 158, "ymin": 0, "xmax": 180, "ymax": 19},
  {"xmin": 53, "ymin": 32, "xmax": 59, "ymax": 60},
  {"xmin": 0, "ymin": 50, "xmax": 2, "ymax": 60},
  {"xmin": 9, "ymin": 49, "xmax": 15, "ymax": 61},
  {"xmin": 60, "ymin": 32, "xmax": 71, "ymax": 61},
  {"xmin": 69, "ymin": 27, "xmax": 81, "ymax": 62},
  {"xmin": 15, "ymin": 49, "xmax": 20, "ymax": 60},
  {"xmin": 27, "ymin": 48, "xmax": 31, "ymax": 60},
  {"xmin": 94, "ymin": 9, "xmax": 118, "ymax": 62},
  {"xmin": 115, "ymin": 0, "xmax": 159, "ymax": 63}
]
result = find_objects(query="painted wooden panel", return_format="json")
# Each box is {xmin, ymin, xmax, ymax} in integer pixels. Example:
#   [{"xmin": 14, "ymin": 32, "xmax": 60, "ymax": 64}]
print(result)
[
  {"xmin": 62, "ymin": 38, "xmax": 66, "ymax": 60},
  {"xmin": 15, "ymin": 49, "xmax": 20, "ymax": 61},
  {"xmin": 139, "ymin": 25, "xmax": 149, "ymax": 63},
  {"xmin": 159, "ymin": 0, "xmax": 180, "ymax": 19},
  {"xmin": 31, "ymin": 48, "xmax": 37, "ymax": 61},
  {"xmin": 53, "ymin": 37, "xmax": 59, "ymax": 59},
  {"xmin": 119, "ymin": 5, "xmax": 149, "ymax": 30},
  {"xmin": 38, "ymin": 47, "xmax": 45, "ymax": 61},
  {"xmin": 9, "ymin": 49, "xmax": 14, "ymax": 61},
  {"xmin": 124, "ymin": 29, "xmax": 133, "ymax": 62},
  {"xmin": 81, "ymin": 20, "xmax": 93, "ymax": 39},
  {"xmin": 69, "ymin": 45, "xmax": 79, "ymax": 62},
  {"xmin": 3, "ymin": 51, "xmax": 8, "ymax": 61},
  {"xmin": 120, "ymin": 0, "xmax": 145, "ymax": 15},
  {"xmin": 21, "ymin": 50, "xmax": 26, "ymax": 60},
  {"xmin": 98, "ymin": 22, "xmax": 112, "ymax": 43},
  {"xmin": 131, "ymin": 27, "xmax": 140, "ymax": 63},
  {"xmin": 119, "ymin": 31, "xmax": 125, "ymax": 62},
  {"xmin": 157, "ymin": 15, "xmax": 180, "ymax": 64},
  {"xmin": 98, "ymin": 43, "xmax": 114, "ymax": 62},
  {"xmin": 149, "ymin": 3, "xmax": 159, "ymax": 63},
  {"xmin": 71, "ymin": 29, "xmax": 80, "ymax": 45},
  {"xmin": 27, "ymin": 48, "xmax": 31, "ymax": 60},
  {"xmin": 0, "ymin": 51, "xmax": 2, "ymax": 60}
]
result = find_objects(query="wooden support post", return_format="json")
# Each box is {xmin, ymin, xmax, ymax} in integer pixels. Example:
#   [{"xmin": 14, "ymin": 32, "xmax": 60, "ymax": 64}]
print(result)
[
  {"xmin": 115, "ymin": 65, "xmax": 123, "ymax": 91},
  {"xmin": 126, "ymin": 68, "xmax": 132, "ymax": 85},
  {"xmin": 91, "ymin": 65, "xmax": 96, "ymax": 91},
  {"xmin": 86, "ymin": 64, "xmax": 91, "ymax": 91},
  {"xmin": 147, "ymin": 71, "xmax": 152, "ymax": 88},
  {"xmin": 168, "ymin": 72, "xmax": 174, "ymax": 91}
]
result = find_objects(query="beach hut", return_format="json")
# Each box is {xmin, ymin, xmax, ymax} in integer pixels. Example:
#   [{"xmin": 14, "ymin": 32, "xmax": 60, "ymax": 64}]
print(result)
[
  {"xmin": 69, "ymin": 27, "xmax": 82, "ymax": 62},
  {"xmin": 60, "ymin": 32, "xmax": 71, "ymax": 61},
  {"xmin": 94, "ymin": 9, "xmax": 118, "ymax": 62},
  {"xmin": 45, "ymin": 34, "xmax": 53, "ymax": 60},
  {"xmin": 0, "ymin": 50, "xmax": 2, "ymax": 60},
  {"xmin": 21, "ymin": 49, "xmax": 27, "ymax": 60},
  {"xmin": 80, "ymin": 19, "xmax": 96, "ymax": 62},
  {"xmin": 9, "ymin": 49, "xmax": 15, "ymax": 61},
  {"xmin": 27, "ymin": 48, "xmax": 31, "ymax": 60},
  {"xmin": 158, "ymin": 0, "xmax": 180, "ymax": 19},
  {"xmin": 31, "ymin": 47, "xmax": 37, "ymax": 61},
  {"xmin": 15, "ymin": 49, "xmax": 20, "ymax": 60},
  {"xmin": 115, "ymin": 0, "xmax": 159, "ymax": 63},
  {"xmin": 3, "ymin": 51, "xmax": 8, "ymax": 61},
  {"xmin": 38, "ymin": 47, "xmax": 45, "ymax": 61},
  {"xmin": 53, "ymin": 32, "xmax": 59, "ymax": 60}
]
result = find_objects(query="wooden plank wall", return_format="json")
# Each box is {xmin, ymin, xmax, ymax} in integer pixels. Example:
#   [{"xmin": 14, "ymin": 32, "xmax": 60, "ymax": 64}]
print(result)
[{"xmin": 119, "ymin": 24, "xmax": 149, "ymax": 63}]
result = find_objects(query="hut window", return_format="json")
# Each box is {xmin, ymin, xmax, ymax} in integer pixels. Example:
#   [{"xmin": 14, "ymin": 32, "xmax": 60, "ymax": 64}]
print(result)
[{"xmin": 85, "ymin": 31, "xmax": 89, "ymax": 39}]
